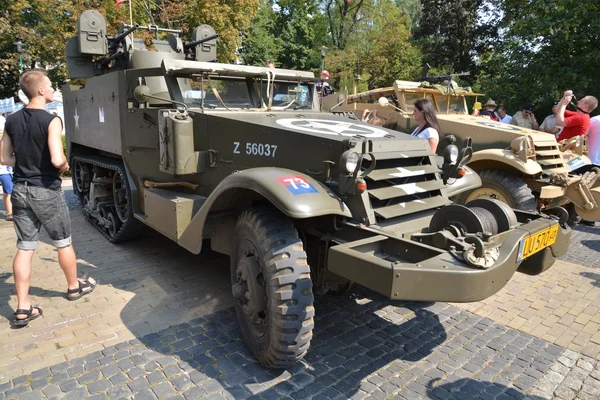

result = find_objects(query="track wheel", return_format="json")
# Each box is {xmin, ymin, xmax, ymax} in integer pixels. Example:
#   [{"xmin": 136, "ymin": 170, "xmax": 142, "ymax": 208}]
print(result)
[
  {"xmin": 72, "ymin": 159, "xmax": 90, "ymax": 201},
  {"xmin": 456, "ymin": 169, "xmax": 537, "ymax": 211},
  {"xmin": 231, "ymin": 208, "xmax": 314, "ymax": 368},
  {"xmin": 113, "ymin": 172, "xmax": 128, "ymax": 223},
  {"xmin": 107, "ymin": 213, "xmax": 121, "ymax": 238}
]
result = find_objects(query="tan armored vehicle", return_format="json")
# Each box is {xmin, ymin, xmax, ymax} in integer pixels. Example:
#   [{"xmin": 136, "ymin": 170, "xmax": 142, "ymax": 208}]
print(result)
[
  {"xmin": 64, "ymin": 11, "xmax": 571, "ymax": 368},
  {"xmin": 325, "ymin": 79, "xmax": 600, "ymax": 224}
]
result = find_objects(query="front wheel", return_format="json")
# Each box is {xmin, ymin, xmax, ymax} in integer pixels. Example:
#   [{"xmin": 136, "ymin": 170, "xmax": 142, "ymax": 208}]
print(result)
[
  {"xmin": 455, "ymin": 169, "xmax": 537, "ymax": 211},
  {"xmin": 230, "ymin": 208, "xmax": 314, "ymax": 368}
]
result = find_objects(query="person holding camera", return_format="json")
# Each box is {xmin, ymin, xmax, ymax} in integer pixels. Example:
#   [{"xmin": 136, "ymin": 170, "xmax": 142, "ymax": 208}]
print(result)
[
  {"xmin": 511, "ymin": 103, "xmax": 539, "ymax": 130},
  {"xmin": 556, "ymin": 90, "xmax": 598, "ymax": 142}
]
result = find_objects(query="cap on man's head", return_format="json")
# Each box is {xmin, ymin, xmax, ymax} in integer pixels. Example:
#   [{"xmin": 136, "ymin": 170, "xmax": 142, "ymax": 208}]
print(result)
[
  {"xmin": 552, "ymin": 100, "xmax": 560, "ymax": 106},
  {"xmin": 320, "ymin": 70, "xmax": 330, "ymax": 78},
  {"xmin": 484, "ymin": 99, "xmax": 496, "ymax": 107},
  {"xmin": 523, "ymin": 103, "xmax": 535, "ymax": 111}
]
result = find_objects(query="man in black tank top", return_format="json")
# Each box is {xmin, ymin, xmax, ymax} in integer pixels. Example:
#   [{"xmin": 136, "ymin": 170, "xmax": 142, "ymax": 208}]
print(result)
[{"xmin": 0, "ymin": 69, "xmax": 95, "ymax": 327}]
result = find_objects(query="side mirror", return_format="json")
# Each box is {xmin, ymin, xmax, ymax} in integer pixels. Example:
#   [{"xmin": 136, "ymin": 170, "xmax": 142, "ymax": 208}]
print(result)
[
  {"xmin": 133, "ymin": 85, "xmax": 152, "ymax": 103},
  {"xmin": 442, "ymin": 137, "xmax": 473, "ymax": 184}
]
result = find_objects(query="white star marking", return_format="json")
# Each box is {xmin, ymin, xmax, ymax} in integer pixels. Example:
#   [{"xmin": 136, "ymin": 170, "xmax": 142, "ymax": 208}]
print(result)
[
  {"xmin": 390, "ymin": 167, "xmax": 426, "ymax": 178},
  {"xmin": 304, "ymin": 121, "xmax": 366, "ymax": 134},
  {"xmin": 74, "ymin": 108, "xmax": 79, "ymax": 130},
  {"xmin": 275, "ymin": 118, "xmax": 388, "ymax": 137},
  {"xmin": 393, "ymin": 182, "xmax": 427, "ymax": 195}
]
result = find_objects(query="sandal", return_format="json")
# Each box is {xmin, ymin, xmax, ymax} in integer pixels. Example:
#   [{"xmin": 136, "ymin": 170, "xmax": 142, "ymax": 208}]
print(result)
[
  {"xmin": 13, "ymin": 305, "xmax": 43, "ymax": 327},
  {"xmin": 66, "ymin": 276, "xmax": 97, "ymax": 301}
]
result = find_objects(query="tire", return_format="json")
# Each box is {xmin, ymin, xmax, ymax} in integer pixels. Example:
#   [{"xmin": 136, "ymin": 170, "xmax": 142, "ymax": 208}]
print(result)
[
  {"xmin": 230, "ymin": 207, "xmax": 314, "ymax": 368},
  {"xmin": 564, "ymin": 202, "xmax": 580, "ymax": 227},
  {"xmin": 455, "ymin": 169, "xmax": 537, "ymax": 211}
]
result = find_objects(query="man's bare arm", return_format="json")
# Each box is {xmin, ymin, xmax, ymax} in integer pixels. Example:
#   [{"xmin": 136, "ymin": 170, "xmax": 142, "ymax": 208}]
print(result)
[
  {"xmin": 47, "ymin": 118, "xmax": 69, "ymax": 172},
  {"xmin": 556, "ymin": 90, "xmax": 572, "ymax": 127},
  {"xmin": 0, "ymin": 133, "xmax": 15, "ymax": 167}
]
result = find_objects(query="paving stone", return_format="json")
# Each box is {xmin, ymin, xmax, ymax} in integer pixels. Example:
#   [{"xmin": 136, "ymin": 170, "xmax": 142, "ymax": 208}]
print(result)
[
  {"xmin": 59, "ymin": 378, "xmax": 79, "ymax": 392},
  {"xmin": 88, "ymin": 380, "xmax": 112, "ymax": 394},
  {"xmin": 133, "ymin": 388, "xmax": 158, "ymax": 399},
  {"xmin": 109, "ymin": 373, "xmax": 129, "ymax": 387},
  {"xmin": 18, "ymin": 390, "xmax": 44, "ymax": 400},
  {"xmin": 41, "ymin": 384, "xmax": 62, "ymax": 398},
  {"xmin": 62, "ymin": 387, "xmax": 90, "ymax": 400},
  {"xmin": 170, "ymin": 374, "xmax": 192, "ymax": 392},
  {"xmin": 151, "ymin": 381, "xmax": 177, "ymax": 398}
]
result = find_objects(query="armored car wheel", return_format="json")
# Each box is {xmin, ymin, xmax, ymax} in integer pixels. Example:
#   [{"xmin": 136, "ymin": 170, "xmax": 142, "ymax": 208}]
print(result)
[
  {"xmin": 456, "ymin": 169, "xmax": 536, "ymax": 211},
  {"xmin": 230, "ymin": 208, "xmax": 314, "ymax": 368}
]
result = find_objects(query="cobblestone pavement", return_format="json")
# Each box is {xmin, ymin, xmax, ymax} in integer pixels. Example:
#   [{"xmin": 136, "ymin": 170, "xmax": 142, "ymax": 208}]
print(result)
[
  {"xmin": 0, "ymin": 181, "xmax": 599, "ymax": 399},
  {"xmin": 560, "ymin": 224, "xmax": 600, "ymax": 268}
]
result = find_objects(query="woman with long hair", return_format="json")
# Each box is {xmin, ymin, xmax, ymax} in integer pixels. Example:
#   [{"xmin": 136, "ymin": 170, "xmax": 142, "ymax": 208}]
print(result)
[{"xmin": 410, "ymin": 98, "xmax": 442, "ymax": 153}]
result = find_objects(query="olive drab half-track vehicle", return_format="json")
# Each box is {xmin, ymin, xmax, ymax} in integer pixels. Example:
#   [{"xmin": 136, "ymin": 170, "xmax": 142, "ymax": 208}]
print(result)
[
  {"xmin": 64, "ymin": 10, "xmax": 571, "ymax": 368},
  {"xmin": 323, "ymin": 80, "xmax": 600, "ymax": 225}
]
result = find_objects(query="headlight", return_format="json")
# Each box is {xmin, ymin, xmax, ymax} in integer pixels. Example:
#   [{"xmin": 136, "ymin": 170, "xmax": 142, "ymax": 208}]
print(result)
[
  {"xmin": 443, "ymin": 145, "xmax": 459, "ymax": 165},
  {"xmin": 511, "ymin": 137, "xmax": 525, "ymax": 153},
  {"xmin": 340, "ymin": 151, "xmax": 360, "ymax": 174}
]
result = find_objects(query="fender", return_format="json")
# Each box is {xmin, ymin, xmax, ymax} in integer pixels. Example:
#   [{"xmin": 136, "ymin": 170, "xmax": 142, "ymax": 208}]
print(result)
[
  {"xmin": 469, "ymin": 149, "xmax": 542, "ymax": 176},
  {"xmin": 445, "ymin": 166, "xmax": 482, "ymax": 198},
  {"xmin": 178, "ymin": 167, "xmax": 351, "ymax": 254}
]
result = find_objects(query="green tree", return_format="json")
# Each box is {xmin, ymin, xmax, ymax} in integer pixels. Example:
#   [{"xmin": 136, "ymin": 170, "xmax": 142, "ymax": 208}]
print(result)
[
  {"xmin": 326, "ymin": 0, "xmax": 422, "ymax": 91},
  {"xmin": 241, "ymin": 0, "xmax": 328, "ymax": 70},
  {"xmin": 239, "ymin": 2, "xmax": 282, "ymax": 66},
  {"xmin": 394, "ymin": 0, "xmax": 422, "ymax": 32},
  {"xmin": 413, "ymin": 0, "xmax": 500, "ymax": 77},
  {"xmin": 322, "ymin": 0, "xmax": 371, "ymax": 50},
  {"xmin": 0, "ymin": 0, "xmax": 259, "ymax": 98},
  {"xmin": 477, "ymin": 1, "xmax": 600, "ymax": 116}
]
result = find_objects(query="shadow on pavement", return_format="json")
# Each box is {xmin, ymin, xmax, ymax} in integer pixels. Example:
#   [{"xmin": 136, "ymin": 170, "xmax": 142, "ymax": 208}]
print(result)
[
  {"xmin": 580, "ymin": 271, "xmax": 600, "ymax": 287},
  {"xmin": 430, "ymin": 377, "xmax": 547, "ymax": 400},
  {"xmin": 3, "ymin": 187, "xmax": 550, "ymax": 399},
  {"xmin": 127, "ymin": 289, "xmax": 448, "ymax": 399},
  {"xmin": 0, "ymin": 272, "xmax": 65, "ymax": 322},
  {"xmin": 581, "ymin": 239, "xmax": 600, "ymax": 252},
  {"xmin": 57, "ymin": 185, "xmax": 452, "ymax": 398}
]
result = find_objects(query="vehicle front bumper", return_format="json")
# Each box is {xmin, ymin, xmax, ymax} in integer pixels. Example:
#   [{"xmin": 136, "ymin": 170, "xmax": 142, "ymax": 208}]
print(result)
[{"xmin": 327, "ymin": 217, "xmax": 570, "ymax": 303}]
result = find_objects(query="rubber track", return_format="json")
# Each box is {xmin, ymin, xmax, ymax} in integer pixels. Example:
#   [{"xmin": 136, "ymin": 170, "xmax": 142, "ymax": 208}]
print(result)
[{"xmin": 72, "ymin": 155, "xmax": 143, "ymax": 243}]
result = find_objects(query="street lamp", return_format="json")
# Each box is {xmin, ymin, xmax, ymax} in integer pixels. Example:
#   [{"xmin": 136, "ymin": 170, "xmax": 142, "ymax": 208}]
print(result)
[
  {"xmin": 15, "ymin": 41, "xmax": 24, "ymax": 72},
  {"xmin": 321, "ymin": 46, "xmax": 327, "ymax": 71}
]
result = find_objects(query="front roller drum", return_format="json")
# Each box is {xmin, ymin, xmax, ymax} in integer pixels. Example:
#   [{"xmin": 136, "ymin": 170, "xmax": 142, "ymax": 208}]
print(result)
[
  {"xmin": 574, "ymin": 187, "xmax": 600, "ymax": 222},
  {"xmin": 230, "ymin": 207, "xmax": 315, "ymax": 368},
  {"xmin": 429, "ymin": 198, "xmax": 518, "ymax": 235}
]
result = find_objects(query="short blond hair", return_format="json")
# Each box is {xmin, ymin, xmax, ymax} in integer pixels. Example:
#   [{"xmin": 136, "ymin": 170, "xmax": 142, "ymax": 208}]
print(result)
[
  {"xmin": 583, "ymin": 96, "xmax": 598, "ymax": 113},
  {"xmin": 19, "ymin": 69, "xmax": 49, "ymax": 100}
]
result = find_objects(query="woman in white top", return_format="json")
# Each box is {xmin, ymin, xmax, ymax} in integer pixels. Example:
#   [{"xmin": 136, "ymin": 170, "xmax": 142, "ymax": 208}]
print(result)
[{"xmin": 410, "ymin": 98, "xmax": 441, "ymax": 153}]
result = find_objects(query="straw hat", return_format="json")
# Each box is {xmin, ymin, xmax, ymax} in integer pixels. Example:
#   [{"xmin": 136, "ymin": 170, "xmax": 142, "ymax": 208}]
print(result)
[{"xmin": 484, "ymin": 99, "xmax": 497, "ymax": 107}]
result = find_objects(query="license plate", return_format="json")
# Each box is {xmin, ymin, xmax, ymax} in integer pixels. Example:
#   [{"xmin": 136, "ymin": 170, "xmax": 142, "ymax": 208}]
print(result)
[{"xmin": 517, "ymin": 224, "xmax": 559, "ymax": 262}]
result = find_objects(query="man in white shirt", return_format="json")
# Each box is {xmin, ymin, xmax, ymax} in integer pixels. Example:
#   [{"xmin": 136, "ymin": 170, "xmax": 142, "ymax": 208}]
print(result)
[
  {"xmin": 497, "ymin": 106, "xmax": 512, "ymax": 124},
  {"xmin": 539, "ymin": 101, "xmax": 563, "ymax": 137}
]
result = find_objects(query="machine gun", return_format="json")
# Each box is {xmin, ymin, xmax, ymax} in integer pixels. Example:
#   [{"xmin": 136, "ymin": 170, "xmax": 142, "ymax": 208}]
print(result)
[
  {"xmin": 183, "ymin": 33, "xmax": 219, "ymax": 61},
  {"xmin": 66, "ymin": 10, "xmax": 219, "ymax": 79},
  {"xmin": 420, "ymin": 71, "xmax": 471, "ymax": 85}
]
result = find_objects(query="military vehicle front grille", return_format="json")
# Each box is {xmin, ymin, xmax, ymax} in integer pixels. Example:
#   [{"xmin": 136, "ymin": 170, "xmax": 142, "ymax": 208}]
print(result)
[
  {"xmin": 362, "ymin": 157, "xmax": 450, "ymax": 220},
  {"xmin": 534, "ymin": 144, "xmax": 569, "ymax": 174}
]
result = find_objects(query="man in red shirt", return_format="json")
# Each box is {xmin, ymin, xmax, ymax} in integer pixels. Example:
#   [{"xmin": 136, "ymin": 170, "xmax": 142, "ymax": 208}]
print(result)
[{"xmin": 556, "ymin": 90, "xmax": 598, "ymax": 141}]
